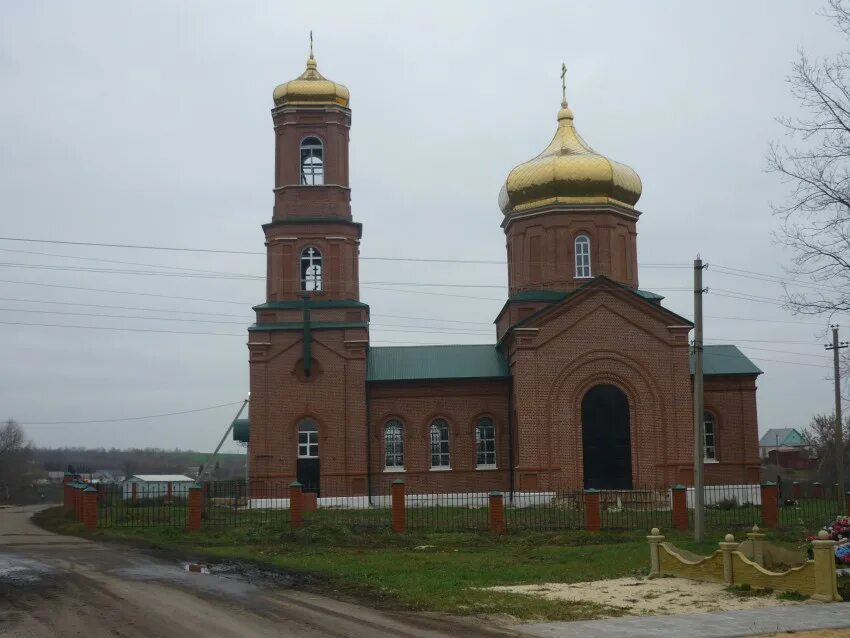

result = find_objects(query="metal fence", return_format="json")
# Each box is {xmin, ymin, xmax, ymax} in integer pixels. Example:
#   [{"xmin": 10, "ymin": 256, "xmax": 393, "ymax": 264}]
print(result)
[
  {"xmin": 93, "ymin": 481, "xmax": 848, "ymax": 533},
  {"xmin": 97, "ymin": 483, "xmax": 188, "ymax": 528}
]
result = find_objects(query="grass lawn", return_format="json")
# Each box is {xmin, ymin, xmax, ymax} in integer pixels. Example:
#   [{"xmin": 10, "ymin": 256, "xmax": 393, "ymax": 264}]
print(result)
[{"xmin": 34, "ymin": 506, "xmax": 800, "ymax": 622}]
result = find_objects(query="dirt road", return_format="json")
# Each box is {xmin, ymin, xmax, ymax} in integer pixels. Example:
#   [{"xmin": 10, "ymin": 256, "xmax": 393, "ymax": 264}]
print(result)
[{"xmin": 0, "ymin": 505, "xmax": 514, "ymax": 638}]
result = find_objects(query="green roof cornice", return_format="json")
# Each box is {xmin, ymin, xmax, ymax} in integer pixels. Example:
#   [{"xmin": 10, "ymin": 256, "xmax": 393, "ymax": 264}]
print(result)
[
  {"xmin": 249, "ymin": 321, "xmax": 368, "ymax": 332},
  {"xmin": 253, "ymin": 299, "xmax": 368, "ymax": 311}
]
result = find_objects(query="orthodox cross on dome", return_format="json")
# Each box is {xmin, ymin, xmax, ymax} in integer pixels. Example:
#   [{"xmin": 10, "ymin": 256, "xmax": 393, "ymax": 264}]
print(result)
[
  {"xmin": 309, "ymin": 30, "xmax": 314, "ymax": 58},
  {"xmin": 561, "ymin": 63, "xmax": 567, "ymax": 104}
]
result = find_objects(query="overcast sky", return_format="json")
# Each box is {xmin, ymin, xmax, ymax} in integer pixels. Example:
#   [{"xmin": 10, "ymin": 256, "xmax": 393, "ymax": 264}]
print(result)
[{"xmin": 0, "ymin": 1, "xmax": 845, "ymax": 453}]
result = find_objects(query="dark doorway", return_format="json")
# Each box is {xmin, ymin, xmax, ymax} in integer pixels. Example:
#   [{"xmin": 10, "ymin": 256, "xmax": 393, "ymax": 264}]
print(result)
[
  {"xmin": 581, "ymin": 384, "xmax": 633, "ymax": 489},
  {"xmin": 297, "ymin": 420, "xmax": 320, "ymax": 494}
]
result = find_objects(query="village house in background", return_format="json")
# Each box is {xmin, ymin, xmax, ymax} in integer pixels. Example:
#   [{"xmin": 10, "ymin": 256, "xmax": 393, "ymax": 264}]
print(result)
[
  {"xmin": 240, "ymin": 52, "xmax": 763, "ymax": 497},
  {"xmin": 121, "ymin": 474, "xmax": 196, "ymax": 500},
  {"xmin": 759, "ymin": 427, "xmax": 814, "ymax": 471}
]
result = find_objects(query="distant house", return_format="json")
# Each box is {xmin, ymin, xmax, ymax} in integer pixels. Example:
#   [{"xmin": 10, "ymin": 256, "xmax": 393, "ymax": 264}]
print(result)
[
  {"xmin": 122, "ymin": 475, "xmax": 196, "ymax": 500},
  {"xmin": 47, "ymin": 471, "xmax": 65, "ymax": 483},
  {"xmin": 759, "ymin": 428, "xmax": 806, "ymax": 459}
]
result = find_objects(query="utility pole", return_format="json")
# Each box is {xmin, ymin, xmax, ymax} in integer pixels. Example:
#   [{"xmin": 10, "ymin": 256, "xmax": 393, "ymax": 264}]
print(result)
[
  {"xmin": 825, "ymin": 325, "xmax": 848, "ymax": 512},
  {"xmin": 693, "ymin": 257, "xmax": 707, "ymax": 542}
]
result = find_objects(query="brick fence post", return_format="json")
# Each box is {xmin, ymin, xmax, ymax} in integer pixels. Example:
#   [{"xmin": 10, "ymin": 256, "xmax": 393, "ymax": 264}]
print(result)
[
  {"xmin": 391, "ymin": 480, "xmax": 406, "ymax": 533},
  {"xmin": 131, "ymin": 481, "xmax": 137, "ymax": 502},
  {"xmin": 584, "ymin": 489, "xmax": 601, "ymax": 532},
  {"xmin": 166, "ymin": 481, "xmax": 173, "ymax": 503},
  {"xmin": 63, "ymin": 473, "xmax": 73, "ymax": 510},
  {"xmin": 73, "ymin": 484, "xmax": 83, "ymax": 522},
  {"xmin": 186, "ymin": 484, "xmax": 202, "ymax": 532},
  {"xmin": 792, "ymin": 481, "xmax": 801, "ymax": 499},
  {"xmin": 760, "ymin": 481, "xmax": 778, "ymax": 528},
  {"xmin": 489, "ymin": 491, "xmax": 506, "ymax": 534},
  {"xmin": 671, "ymin": 485, "xmax": 688, "ymax": 531},
  {"xmin": 813, "ymin": 481, "xmax": 823, "ymax": 498},
  {"xmin": 290, "ymin": 481, "xmax": 303, "ymax": 530},
  {"xmin": 83, "ymin": 486, "xmax": 98, "ymax": 531}
]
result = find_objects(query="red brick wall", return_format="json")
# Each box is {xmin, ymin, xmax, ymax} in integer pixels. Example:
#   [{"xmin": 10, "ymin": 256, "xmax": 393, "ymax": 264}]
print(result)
[
  {"xmin": 505, "ymin": 208, "xmax": 639, "ymax": 294},
  {"xmin": 702, "ymin": 375, "xmax": 761, "ymax": 485},
  {"xmin": 504, "ymin": 282, "xmax": 694, "ymax": 490},
  {"xmin": 248, "ymin": 326, "xmax": 368, "ymax": 495},
  {"xmin": 368, "ymin": 379, "xmax": 510, "ymax": 495}
]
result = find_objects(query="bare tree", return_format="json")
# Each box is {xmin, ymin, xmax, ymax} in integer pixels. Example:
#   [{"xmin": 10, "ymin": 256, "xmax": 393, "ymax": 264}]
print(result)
[
  {"xmin": 0, "ymin": 419, "xmax": 26, "ymax": 456},
  {"xmin": 770, "ymin": 0, "xmax": 850, "ymax": 314}
]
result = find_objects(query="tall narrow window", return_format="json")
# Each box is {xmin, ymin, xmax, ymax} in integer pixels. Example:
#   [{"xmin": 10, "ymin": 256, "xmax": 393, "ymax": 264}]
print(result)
[
  {"xmin": 384, "ymin": 420, "xmax": 404, "ymax": 470},
  {"xmin": 301, "ymin": 246, "xmax": 323, "ymax": 292},
  {"xmin": 300, "ymin": 137, "xmax": 324, "ymax": 185},
  {"xmin": 475, "ymin": 417, "xmax": 496, "ymax": 468},
  {"xmin": 429, "ymin": 419, "xmax": 450, "ymax": 469},
  {"xmin": 704, "ymin": 412, "xmax": 716, "ymax": 460},
  {"xmin": 298, "ymin": 420, "xmax": 319, "ymax": 458},
  {"xmin": 575, "ymin": 235, "xmax": 591, "ymax": 278}
]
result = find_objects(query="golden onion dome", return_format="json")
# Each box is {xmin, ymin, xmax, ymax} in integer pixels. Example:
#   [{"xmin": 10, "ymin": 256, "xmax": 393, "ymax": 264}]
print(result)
[
  {"xmin": 272, "ymin": 54, "xmax": 350, "ymax": 107},
  {"xmin": 498, "ymin": 98, "xmax": 642, "ymax": 214}
]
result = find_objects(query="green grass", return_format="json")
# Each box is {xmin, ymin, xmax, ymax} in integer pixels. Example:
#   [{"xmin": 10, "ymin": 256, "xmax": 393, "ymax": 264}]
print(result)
[{"xmin": 35, "ymin": 506, "xmax": 742, "ymax": 621}]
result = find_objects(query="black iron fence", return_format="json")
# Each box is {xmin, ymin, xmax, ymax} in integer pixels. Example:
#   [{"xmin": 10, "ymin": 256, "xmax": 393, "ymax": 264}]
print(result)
[{"xmin": 92, "ymin": 481, "xmax": 848, "ymax": 533}]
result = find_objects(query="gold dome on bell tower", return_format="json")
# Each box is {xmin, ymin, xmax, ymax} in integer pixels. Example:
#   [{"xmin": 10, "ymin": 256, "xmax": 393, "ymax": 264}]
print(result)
[
  {"xmin": 272, "ymin": 35, "xmax": 350, "ymax": 108},
  {"xmin": 498, "ymin": 70, "xmax": 642, "ymax": 215}
]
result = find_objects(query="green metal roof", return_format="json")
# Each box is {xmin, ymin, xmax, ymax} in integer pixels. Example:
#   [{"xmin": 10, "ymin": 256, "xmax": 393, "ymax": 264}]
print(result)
[
  {"xmin": 692, "ymin": 345, "xmax": 762, "ymax": 376},
  {"xmin": 368, "ymin": 345, "xmax": 510, "ymax": 382},
  {"xmin": 253, "ymin": 299, "xmax": 368, "ymax": 311}
]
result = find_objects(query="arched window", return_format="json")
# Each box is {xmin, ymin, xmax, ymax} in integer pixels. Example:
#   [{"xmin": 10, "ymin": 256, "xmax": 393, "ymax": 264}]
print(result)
[
  {"xmin": 300, "ymin": 246, "xmax": 323, "ymax": 292},
  {"xmin": 384, "ymin": 420, "xmax": 404, "ymax": 470},
  {"xmin": 475, "ymin": 417, "xmax": 496, "ymax": 468},
  {"xmin": 575, "ymin": 234, "xmax": 591, "ymax": 278},
  {"xmin": 429, "ymin": 419, "xmax": 450, "ymax": 469},
  {"xmin": 300, "ymin": 137, "xmax": 324, "ymax": 185},
  {"xmin": 704, "ymin": 412, "xmax": 717, "ymax": 461},
  {"xmin": 297, "ymin": 420, "xmax": 319, "ymax": 458}
]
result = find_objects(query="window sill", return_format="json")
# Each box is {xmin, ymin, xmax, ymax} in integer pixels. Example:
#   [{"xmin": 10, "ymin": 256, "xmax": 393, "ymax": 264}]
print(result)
[
  {"xmin": 476, "ymin": 465, "xmax": 498, "ymax": 471},
  {"xmin": 575, "ymin": 276, "xmax": 593, "ymax": 279},
  {"xmin": 383, "ymin": 467, "xmax": 405, "ymax": 473},
  {"xmin": 429, "ymin": 467, "xmax": 452, "ymax": 472},
  {"xmin": 704, "ymin": 458, "xmax": 719, "ymax": 464}
]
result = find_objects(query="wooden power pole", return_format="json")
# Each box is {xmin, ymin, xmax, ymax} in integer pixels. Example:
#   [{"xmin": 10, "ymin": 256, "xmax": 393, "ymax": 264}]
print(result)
[
  {"xmin": 693, "ymin": 257, "xmax": 706, "ymax": 542},
  {"xmin": 825, "ymin": 325, "xmax": 848, "ymax": 513}
]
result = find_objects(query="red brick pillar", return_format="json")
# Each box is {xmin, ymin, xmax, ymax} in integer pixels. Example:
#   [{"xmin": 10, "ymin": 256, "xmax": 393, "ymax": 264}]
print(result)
[
  {"xmin": 63, "ymin": 473, "xmax": 73, "ymax": 510},
  {"xmin": 584, "ymin": 489, "xmax": 601, "ymax": 532},
  {"xmin": 83, "ymin": 486, "xmax": 98, "ymax": 531},
  {"xmin": 489, "ymin": 491, "xmax": 506, "ymax": 534},
  {"xmin": 845, "ymin": 491, "xmax": 850, "ymax": 517},
  {"xmin": 166, "ymin": 481, "xmax": 173, "ymax": 502},
  {"xmin": 186, "ymin": 485, "xmax": 202, "ymax": 532},
  {"xmin": 290, "ymin": 481, "xmax": 303, "ymax": 530},
  {"xmin": 793, "ymin": 482, "xmax": 801, "ymax": 499},
  {"xmin": 760, "ymin": 481, "xmax": 778, "ymax": 528},
  {"xmin": 73, "ymin": 485, "xmax": 83, "ymax": 521},
  {"xmin": 391, "ymin": 480, "xmax": 406, "ymax": 534},
  {"xmin": 671, "ymin": 485, "xmax": 688, "ymax": 531},
  {"xmin": 814, "ymin": 482, "xmax": 823, "ymax": 498}
]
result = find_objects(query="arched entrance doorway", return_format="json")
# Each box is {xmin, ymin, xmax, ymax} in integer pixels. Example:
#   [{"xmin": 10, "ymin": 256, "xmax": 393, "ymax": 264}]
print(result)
[{"xmin": 582, "ymin": 384, "xmax": 632, "ymax": 489}]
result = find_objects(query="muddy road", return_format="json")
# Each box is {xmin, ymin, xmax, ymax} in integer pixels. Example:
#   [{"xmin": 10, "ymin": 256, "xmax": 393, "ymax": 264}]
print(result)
[{"xmin": 0, "ymin": 505, "xmax": 514, "ymax": 637}]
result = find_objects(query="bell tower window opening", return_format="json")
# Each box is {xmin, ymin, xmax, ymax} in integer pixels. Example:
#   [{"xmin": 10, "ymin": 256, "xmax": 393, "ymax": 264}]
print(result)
[
  {"xmin": 301, "ymin": 246, "xmax": 323, "ymax": 292},
  {"xmin": 300, "ymin": 137, "xmax": 324, "ymax": 185},
  {"xmin": 575, "ymin": 234, "xmax": 591, "ymax": 278}
]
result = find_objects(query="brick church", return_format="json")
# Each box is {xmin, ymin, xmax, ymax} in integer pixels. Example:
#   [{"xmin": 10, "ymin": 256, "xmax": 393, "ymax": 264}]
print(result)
[{"xmin": 242, "ymin": 51, "xmax": 762, "ymax": 497}]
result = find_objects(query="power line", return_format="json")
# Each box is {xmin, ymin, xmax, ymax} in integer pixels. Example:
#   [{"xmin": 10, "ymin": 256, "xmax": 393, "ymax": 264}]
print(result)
[
  {"xmin": 0, "ymin": 320, "xmax": 245, "ymax": 337},
  {"xmin": 19, "ymin": 401, "xmax": 244, "ymax": 426},
  {"xmin": 0, "ymin": 297, "xmax": 250, "ymax": 318},
  {"xmin": 0, "ymin": 279, "xmax": 252, "ymax": 305}
]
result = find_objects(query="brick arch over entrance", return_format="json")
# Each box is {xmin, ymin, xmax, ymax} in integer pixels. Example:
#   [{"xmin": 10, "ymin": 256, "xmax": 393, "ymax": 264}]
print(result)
[{"xmin": 545, "ymin": 350, "xmax": 667, "ymax": 489}]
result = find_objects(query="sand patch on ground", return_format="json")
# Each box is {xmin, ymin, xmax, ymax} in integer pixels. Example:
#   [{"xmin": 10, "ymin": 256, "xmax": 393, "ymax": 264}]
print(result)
[{"xmin": 486, "ymin": 577, "xmax": 804, "ymax": 616}]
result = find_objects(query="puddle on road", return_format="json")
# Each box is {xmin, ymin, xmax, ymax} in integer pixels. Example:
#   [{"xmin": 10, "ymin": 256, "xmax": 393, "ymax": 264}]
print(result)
[
  {"xmin": 0, "ymin": 555, "xmax": 52, "ymax": 585},
  {"xmin": 179, "ymin": 560, "xmax": 320, "ymax": 589}
]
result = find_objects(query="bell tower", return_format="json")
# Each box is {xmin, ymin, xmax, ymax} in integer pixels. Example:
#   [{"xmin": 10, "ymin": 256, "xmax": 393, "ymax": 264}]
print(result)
[
  {"xmin": 247, "ymin": 47, "xmax": 369, "ymax": 496},
  {"xmin": 265, "ymin": 48, "xmax": 361, "ymax": 303}
]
